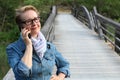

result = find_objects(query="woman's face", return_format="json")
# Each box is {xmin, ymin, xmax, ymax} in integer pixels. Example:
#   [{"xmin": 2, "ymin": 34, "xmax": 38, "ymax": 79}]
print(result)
[{"xmin": 20, "ymin": 10, "xmax": 41, "ymax": 37}]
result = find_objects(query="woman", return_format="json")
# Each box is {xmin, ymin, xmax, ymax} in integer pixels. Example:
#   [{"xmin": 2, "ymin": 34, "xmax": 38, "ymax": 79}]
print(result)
[{"xmin": 6, "ymin": 5, "xmax": 70, "ymax": 80}]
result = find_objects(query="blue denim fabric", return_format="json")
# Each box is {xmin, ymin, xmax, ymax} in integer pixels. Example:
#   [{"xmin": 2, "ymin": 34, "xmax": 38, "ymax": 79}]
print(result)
[{"xmin": 6, "ymin": 37, "xmax": 70, "ymax": 80}]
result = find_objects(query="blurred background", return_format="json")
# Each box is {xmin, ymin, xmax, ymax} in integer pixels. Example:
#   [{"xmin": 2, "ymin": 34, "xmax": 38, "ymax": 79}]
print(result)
[{"xmin": 0, "ymin": 0, "xmax": 120, "ymax": 79}]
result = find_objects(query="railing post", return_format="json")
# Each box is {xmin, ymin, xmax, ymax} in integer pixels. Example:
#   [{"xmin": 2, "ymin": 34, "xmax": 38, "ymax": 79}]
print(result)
[
  {"xmin": 93, "ymin": 6, "xmax": 103, "ymax": 39},
  {"xmin": 75, "ymin": 7, "xmax": 78, "ymax": 18},
  {"xmin": 89, "ymin": 12, "xmax": 95, "ymax": 30},
  {"xmin": 115, "ymin": 28, "xmax": 120, "ymax": 54},
  {"xmin": 81, "ymin": 6, "xmax": 92, "ymax": 29},
  {"xmin": 74, "ymin": 7, "xmax": 77, "ymax": 17},
  {"xmin": 71, "ymin": 5, "xmax": 76, "ymax": 17}
]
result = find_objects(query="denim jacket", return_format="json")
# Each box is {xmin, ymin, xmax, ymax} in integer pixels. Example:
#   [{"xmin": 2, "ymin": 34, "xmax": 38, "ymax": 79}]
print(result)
[{"xmin": 6, "ymin": 37, "xmax": 70, "ymax": 80}]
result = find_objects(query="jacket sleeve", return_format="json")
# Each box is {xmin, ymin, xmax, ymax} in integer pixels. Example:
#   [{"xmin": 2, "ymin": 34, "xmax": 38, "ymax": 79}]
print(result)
[
  {"xmin": 53, "ymin": 45, "xmax": 70, "ymax": 78},
  {"xmin": 6, "ymin": 44, "xmax": 32, "ymax": 77}
]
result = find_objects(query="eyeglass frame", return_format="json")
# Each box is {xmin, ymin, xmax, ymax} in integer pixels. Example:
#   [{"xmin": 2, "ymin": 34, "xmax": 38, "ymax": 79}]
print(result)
[{"xmin": 20, "ymin": 16, "xmax": 40, "ymax": 26}]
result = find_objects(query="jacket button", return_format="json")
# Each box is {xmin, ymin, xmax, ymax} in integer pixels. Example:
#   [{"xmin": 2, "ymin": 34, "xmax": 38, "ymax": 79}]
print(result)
[{"xmin": 47, "ymin": 44, "xmax": 50, "ymax": 49}]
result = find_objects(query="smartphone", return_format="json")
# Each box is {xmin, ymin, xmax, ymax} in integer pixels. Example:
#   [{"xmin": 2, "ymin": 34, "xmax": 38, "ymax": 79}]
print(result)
[{"xmin": 28, "ymin": 33, "xmax": 31, "ymax": 39}]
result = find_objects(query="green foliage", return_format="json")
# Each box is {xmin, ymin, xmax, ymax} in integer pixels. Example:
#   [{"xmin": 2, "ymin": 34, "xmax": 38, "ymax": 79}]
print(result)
[
  {"xmin": 0, "ymin": 45, "xmax": 10, "ymax": 80},
  {"xmin": 0, "ymin": 0, "xmax": 21, "ymax": 31},
  {"xmin": 95, "ymin": 0, "xmax": 120, "ymax": 19},
  {"xmin": 0, "ymin": 26, "xmax": 19, "ymax": 79},
  {"xmin": 0, "ymin": 0, "xmax": 120, "ymax": 32},
  {"xmin": 73, "ymin": 0, "xmax": 120, "ymax": 20}
]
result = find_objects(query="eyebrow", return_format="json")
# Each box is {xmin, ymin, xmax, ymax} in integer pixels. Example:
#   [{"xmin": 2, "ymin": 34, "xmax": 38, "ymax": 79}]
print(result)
[{"xmin": 22, "ymin": 16, "xmax": 39, "ymax": 21}]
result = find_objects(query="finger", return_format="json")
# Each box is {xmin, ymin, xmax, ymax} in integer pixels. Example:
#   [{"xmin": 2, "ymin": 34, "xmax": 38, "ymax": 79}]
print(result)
[
  {"xmin": 22, "ymin": 29, "xmax": 31, "ymax": 39},
  {"xmin": 26, "ymin": 30, "xmax": 31, "ymax": 36},
  {"xmin": 22, "ymin": 29, "xmax": 28, "ymax": 37},
  {"xmin": 21, "ymin": 28, "xmax": 26, "ymax": 34}
]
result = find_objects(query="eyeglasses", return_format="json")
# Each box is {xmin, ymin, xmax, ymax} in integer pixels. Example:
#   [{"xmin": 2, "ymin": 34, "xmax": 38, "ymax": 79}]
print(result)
[{"xmin": 21, "ymin": 17, "xmax": 40, "ymax": 26}]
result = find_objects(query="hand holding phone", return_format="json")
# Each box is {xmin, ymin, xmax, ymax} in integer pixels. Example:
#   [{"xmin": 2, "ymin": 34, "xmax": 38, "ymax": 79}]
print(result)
[{"xmin": 21, "ymin": 27, "xmax": 32, "ymax": 45}]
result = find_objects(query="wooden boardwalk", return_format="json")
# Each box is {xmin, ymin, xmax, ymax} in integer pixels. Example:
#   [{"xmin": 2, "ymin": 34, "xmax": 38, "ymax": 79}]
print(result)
[{"xmin": 53, "ymin": 13, "xmax": 120, "ymax": 80}]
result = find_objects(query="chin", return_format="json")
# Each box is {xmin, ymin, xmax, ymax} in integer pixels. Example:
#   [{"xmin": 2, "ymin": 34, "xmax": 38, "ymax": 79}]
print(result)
[
  {"xmin": 31, "ymin": 29, "xmax": 40, "ymax": 35},
  {"xmin": 31, "ymin": 25, "xmax": 40, "ymax": 34},
  {"xmin": 31, "ymin": 30, "xmax": 38, "ymax": 35}
]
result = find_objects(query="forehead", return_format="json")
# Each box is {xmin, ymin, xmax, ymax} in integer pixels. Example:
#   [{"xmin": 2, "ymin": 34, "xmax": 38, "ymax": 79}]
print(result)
[{"xmin": 21, "ymin": 10, "xmax": 38, "ymax": 20}]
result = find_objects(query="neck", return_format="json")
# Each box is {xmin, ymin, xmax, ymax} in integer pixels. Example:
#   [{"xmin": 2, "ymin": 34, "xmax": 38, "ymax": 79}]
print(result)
[{"xmin": 31, "ymin": 34, "xmax": 38, "ymax": 38}]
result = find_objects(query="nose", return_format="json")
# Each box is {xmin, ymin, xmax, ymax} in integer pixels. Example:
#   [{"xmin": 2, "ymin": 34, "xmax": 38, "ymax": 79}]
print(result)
[{"xmin": 31, "ymin": 20, "xmax": 36, "ymax": 26}]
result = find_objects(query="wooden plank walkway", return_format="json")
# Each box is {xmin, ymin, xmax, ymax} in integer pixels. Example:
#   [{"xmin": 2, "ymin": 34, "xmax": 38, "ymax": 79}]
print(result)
[{"xmin": 53, "ymin": 13, "xmax": 120, "ymax": 80}]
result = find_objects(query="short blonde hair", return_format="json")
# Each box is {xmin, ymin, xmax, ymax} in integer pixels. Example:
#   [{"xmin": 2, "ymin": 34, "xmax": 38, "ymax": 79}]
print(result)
[{"xmin": 15, "ymin": 5, "xmax": 39, "ymax": 30}]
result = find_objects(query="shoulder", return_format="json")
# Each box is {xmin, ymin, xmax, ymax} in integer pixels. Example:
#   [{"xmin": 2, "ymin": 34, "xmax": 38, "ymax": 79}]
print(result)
[
  {"xmin": 6, "ymin": 37, "xmax": 26, "ymax": 52},
  {"xmin": 6, "ymin": 41, "xmax": 18, "ymax": 50},
  {"xmin": 6, "ymin": 41, "xmax": 19, "ymax": 56}
]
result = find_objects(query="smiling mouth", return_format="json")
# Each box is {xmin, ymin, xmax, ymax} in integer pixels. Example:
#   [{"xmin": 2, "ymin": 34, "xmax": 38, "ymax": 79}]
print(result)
[{"xmin": 31, "ymin": 27, "xmax": 37, "ymax": 30}]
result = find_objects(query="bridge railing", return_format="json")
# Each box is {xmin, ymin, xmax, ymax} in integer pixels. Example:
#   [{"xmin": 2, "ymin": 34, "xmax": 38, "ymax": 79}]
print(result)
[
  {"xmin": 71, "ymin": 5, "xmax": 94, "ymax": 29},
  {"xmin": 41, "ymin": 6, "xmax": 57, "ymax": 42},
  {"xmin": 93, "ymin": 6, "xmax": 120, "ymax": 54},
  {"xmin": 72, "ymin": 5, "xmax": 120, "ymax": 54},
  {"xmin": 3, "ymin": 6, "xmax": 57, "ymax": 80}
]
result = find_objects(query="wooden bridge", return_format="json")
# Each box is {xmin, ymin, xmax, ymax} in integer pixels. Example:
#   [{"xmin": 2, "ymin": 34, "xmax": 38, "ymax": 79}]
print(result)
[{"xmin": 3, "ymin": 6, "xmax": 120, "ymax": 80}]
